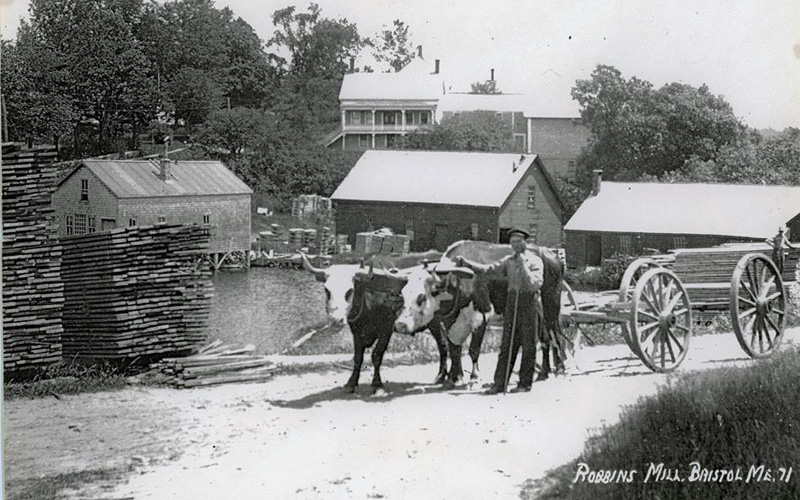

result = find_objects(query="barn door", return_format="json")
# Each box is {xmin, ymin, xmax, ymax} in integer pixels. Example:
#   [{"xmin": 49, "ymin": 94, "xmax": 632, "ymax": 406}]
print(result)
[
  {"xmin": 586, "ymin": 234, "xmax": 602, "ymax": 266},
  {"xmin": 434, "ymin": 223, "xmax": 449, "ymax": 250}
]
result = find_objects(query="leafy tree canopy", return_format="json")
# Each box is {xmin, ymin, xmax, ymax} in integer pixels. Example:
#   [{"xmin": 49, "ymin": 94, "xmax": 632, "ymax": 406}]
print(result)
[
  {"xmin": 470, "ymin": 80, "xmax": 502, "ymax": 95},
  {"xmin": 372, "ymin": 19, "xmax": 416, "ymax": 73},
  {"xmin": 403, "ymin": 111, "xmax": 515, "ymax": 152}
]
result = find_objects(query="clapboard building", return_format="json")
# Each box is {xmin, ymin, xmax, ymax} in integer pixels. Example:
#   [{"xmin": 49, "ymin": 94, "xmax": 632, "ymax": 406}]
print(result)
[
  {"xmin": 564, "ymin": 172, "xmax": 800, "ymax": 268},
  {"xmin": 331, "ymin": 150, "xmax": 566, "ymax": 251},
  {"xmin": 52, "ymin": 159, "xmax": 253, "ymax": 267}
]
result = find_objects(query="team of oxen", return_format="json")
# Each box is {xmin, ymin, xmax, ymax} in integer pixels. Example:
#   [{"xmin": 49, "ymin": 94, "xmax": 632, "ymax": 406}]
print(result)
[{"xmin": 301, "ymin": 240, "xmax": 570, "ymax": 395}]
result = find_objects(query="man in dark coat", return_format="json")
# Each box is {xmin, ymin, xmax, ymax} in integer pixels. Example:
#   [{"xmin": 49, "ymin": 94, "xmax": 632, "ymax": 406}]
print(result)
[{"xmin": 458, "ymin": 228, "xmax": 544, "ymax": 394}]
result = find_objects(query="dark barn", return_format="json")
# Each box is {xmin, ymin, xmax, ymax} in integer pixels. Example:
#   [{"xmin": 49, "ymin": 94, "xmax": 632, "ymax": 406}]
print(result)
[
  {"xmin": 564, "ymin": 174, "xmax": 800, "ymax": 268},
  {"xmin": 331, "ymin": 150, "xmax": 565, "ymax": 251}
]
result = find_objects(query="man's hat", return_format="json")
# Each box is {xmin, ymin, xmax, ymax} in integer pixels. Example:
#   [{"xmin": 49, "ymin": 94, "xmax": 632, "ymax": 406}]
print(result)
[{"xmin": 508, "ymin": 227, "xmax": 530, "ymax": 239}]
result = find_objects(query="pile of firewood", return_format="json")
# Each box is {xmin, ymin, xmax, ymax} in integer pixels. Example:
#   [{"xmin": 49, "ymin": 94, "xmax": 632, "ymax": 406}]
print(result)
[
  {"xmin": 148, "ymin": 340, "xmax": 276, "ymax": 388},
  {"xmin": 60, "ymin": 224, "xmax": 214, "ymax": 359},
  {"xmin": 2, "ymin": 145, "xmax": 64, "ymax": 372}
]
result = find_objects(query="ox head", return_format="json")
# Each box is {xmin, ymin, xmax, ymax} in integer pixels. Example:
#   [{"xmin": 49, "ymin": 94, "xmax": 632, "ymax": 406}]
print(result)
[
  {"xmin": 393, "ymin": 258, "xmax": 474, "ymax": 335},
  {"xmin": 301, "ymin": 252, "xmax": 363, "ymax": 327}
]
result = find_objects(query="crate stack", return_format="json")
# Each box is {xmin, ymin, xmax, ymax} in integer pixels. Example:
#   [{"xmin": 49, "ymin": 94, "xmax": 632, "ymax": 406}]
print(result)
[
  {"xmin": 355, "ymin": 232, "xmax": 376, "ymax": 254},
  {"xmin": 392, "ymin": 234, "xmax": 411, "ymax": 254},
  {"xmin": 59, "ymin": 224, "xmax": 214, "ymax": 359},
  {"xmin": 672, "ymin": 244, "xmax": 799, "ymax": 307},
  {"xmin": 336, "ymin": 234, "xmax": 350, "ymax": 254},
  {"xmin": 2, "ymin": 145, "xmax": 65, "ymax": 372},
  {"xmin": 288, "ymin": 228, "xmax": 304, "ymax": 250},
  {"xmin": 302, "ymin": 228, "xmax": 318, "ymax": 252},
  {"xmin": 317, "ymin": 226, "xmax": 332, "ymax": 255}
]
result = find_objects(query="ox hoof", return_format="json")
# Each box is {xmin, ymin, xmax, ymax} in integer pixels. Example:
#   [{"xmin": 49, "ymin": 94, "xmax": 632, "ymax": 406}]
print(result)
[
  {"xmin": 535, "ymin": 373, "xmax": 549, "ymax": 382},
  {"xmin": 372, "ymin": 387, "xmax": 388, "ymax": 398},
  {"xmin": 433, "ymin": 373, "xmax": 448, "ymax": 385},
  {"xmin": 343, "ymin": 385, "xmax": 357, "ymax": 394}
]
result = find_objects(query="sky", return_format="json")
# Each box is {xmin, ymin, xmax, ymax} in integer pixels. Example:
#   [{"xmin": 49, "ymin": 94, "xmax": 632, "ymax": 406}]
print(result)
[{"xmin": 2, "ymin": 0, "xmax": 799, "ymax": 130}]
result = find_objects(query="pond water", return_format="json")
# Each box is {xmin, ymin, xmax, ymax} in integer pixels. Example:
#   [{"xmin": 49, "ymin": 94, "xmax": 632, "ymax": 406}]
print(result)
[{"xmin": 206, "ymin": 268, "xmax": 328, "ymax": 354}]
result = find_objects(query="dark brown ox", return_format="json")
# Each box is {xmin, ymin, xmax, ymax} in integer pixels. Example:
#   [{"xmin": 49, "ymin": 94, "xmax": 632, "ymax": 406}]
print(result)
[
  {"xmin": 301, "ymin": 251, "xmax": 449, "ymax": 395},
  {"xmin": 393, "ymin": 240, "xmax": 567, "ymax": 383}
]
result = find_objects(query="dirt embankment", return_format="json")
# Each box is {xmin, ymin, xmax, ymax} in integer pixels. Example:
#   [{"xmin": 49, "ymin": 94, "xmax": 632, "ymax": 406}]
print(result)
[{"xmin": 5, "ymin": 329, "xmax": 798, "ymax": 500}]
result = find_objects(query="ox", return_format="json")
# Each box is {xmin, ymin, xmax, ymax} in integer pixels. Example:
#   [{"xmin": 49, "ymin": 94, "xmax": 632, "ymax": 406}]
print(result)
[
  {"xmin": 301, "ymin": 251, "xmax": 449, "ymax": 395},
  {"xmin": 393, "ymin": 240, "xmax": 567, "ymax": 384}
]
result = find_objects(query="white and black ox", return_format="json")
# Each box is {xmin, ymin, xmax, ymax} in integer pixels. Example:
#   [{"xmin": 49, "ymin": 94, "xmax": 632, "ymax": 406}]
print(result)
[
  {"xmin": 301, "ymin": 251, "xmax": 451, "ymax": 395},
  {"xmin": 392, "ymin": 240, "xmax": 568, "ymax": 383}
]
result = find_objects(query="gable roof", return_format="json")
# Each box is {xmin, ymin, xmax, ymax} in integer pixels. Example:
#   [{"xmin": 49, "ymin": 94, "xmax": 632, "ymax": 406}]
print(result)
[
  {"xmin": 340, "ymin": 58, "xmax": 444, "ymax": 101},
  {"xmin": 331, "ymin": 150, "xmax": 551, "ymax": 208},
  {"xmin": 564, "ymin": 182, "xmax": 800, "ymax": 239},
  {"xmin": 59, "ymin": 160, "xmax": 252, "ymax": 198}
]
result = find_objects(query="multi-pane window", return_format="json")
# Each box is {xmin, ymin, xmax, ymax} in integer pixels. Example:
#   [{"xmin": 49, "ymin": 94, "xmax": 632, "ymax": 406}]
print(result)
[
  {"xmin": 358, "ymin": 135, "xmax": 370, "ymax": 148},
  {"xmin": 129, "ymin": 218, "xmax": 136, "ymax": 227},
  {"xmin": 620, "ymin": 235, "xmax": 632, "ymax": 255},
  {"xmin": 674, "ymin": 236, "xmax": 687, "ymax": 249},
  {"xmin": 383, "ymin": 112, "xmax": 396, "ymax": 125},
  {"xmin": 80, "ymin": 179, "xmax": 89, "ymax": 201},
  {"xmin": 366, "ymin": 216, "xmax": 374, "ymax": 232},
  {"xmin": 88, "ymin": 215, "xmax": 96, "ymax": 234},
  {"xmin": 65, "ymin": 214, "xmax": 74, "ymax": 236},
  {"xmin": 420, "ymin": 112, "xmax": 429, "ymax": 125},
  {"xmin": 527, "ymin": 186, "xmax": 536, "ymax": 209},
  {"xmin": 157, "ymin": 216, "xmax": 166, "ymax": 224},
  {"xmin": 471, "ymin": 223, "xmax": 479, "ymax": 240},
  {"xmin": 203, "ymin": 214, "xmax": 210, "ymax": 225},
  {"xmin": 74, "ymin": 214, "xmax": 87, "ymax": 234}
]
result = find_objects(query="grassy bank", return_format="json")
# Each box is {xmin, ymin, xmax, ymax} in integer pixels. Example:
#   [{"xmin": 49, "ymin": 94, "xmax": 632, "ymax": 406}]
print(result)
[
  {"xmin": 4, "ymin": 359, "xmax": 130, "ymax": 400},
  {"xmin": 523, "ymin": 345, "xmax": 800, "ymax": 499}
]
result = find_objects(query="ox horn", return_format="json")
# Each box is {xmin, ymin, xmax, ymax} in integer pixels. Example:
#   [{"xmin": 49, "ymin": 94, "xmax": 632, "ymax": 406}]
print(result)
[{"xmin": 300, "ymin": 251, "xmax": 327, "ymax": 280}]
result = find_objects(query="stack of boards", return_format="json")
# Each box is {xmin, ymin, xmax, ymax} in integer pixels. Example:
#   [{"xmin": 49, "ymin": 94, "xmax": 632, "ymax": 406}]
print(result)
[
  {"xmin": 2, "ymin": 145, "xmax": 64, "ymax": 372},
  {"xmin": 60, "ymin": 224, "xmax": 214, "ymax": 359},
  {"xmin": 149, "ymin": 340, "xmax": 276, "ymax": 388}
]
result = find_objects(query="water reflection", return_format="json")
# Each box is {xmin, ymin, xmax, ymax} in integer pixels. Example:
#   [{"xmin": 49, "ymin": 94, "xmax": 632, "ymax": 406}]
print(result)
[{"xmin": 207, "ymin": 268, "xmax": 327, "ymax": 354}]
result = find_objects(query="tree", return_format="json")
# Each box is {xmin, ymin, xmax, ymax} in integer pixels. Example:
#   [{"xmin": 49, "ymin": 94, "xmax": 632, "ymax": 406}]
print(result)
[
  {"xmin": 404, "ymin": 111, "xmax": 515, "ymax": 152},
  {"xmin": 372, "ymin": 19, "xmax": 416, "ymax": 73},
  {"xmin": 470, "ymin": 80, "xmax": 502, "ymax": 95},
  {"xmin": 196, "ymin": 107, "xmax": 275, "ymax": 158},
  {"xmin": 571, "ymin": 65, "xmax": 744, "ymax": 181}
]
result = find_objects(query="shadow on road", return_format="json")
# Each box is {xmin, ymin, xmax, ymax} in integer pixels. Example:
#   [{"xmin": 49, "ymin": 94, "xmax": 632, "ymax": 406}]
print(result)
[{"xmin": 267, "ymin": 381, "xmax": 450, "ymax": 409}]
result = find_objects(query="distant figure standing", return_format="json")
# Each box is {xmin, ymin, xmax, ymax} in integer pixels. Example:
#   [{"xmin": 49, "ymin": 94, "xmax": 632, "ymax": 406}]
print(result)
[{"xmin": 766, "ymin": 226, "xmax": 795, "ymax": 273}]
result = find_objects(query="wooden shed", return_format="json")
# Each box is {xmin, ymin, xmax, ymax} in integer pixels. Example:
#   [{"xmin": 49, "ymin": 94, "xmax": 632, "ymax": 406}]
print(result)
[
  {"xmin": 564, "ymin": 175, "xmax": 800, "ymax": 268},
  {"xmin": 52, "ymin": 159, "xmax": 253, "ymax": 268},
  {"xmin": 331, "ymin": 150, "xmax": 565, "ymax": 251}
]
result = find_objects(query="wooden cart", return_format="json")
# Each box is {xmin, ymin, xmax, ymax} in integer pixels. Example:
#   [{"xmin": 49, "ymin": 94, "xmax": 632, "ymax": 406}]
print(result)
[{"xmin": 562, "ymin": 244, "xmax": 798, "ymax": 373}]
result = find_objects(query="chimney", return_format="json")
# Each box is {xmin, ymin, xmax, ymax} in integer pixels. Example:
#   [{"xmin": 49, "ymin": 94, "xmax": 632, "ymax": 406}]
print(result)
[
  {"xmin": 160, "ymin": 158, "xmax": 171, "ymax": 181},
  {"xmin": 417, "ymin": 45, "xmax": 423, "ymax": 58},
  {"xmin": 349, "ymin": 57, "xmax": 355, "ymax": 72},
  {"xmin": 434, "ymin": 59, "xmax": 440, "ymax": 74},
  {"xmin": 592, "ymin": 169, "xmax": 603, "ymax": 196},
  {"xmin": 490, "ymin": 69, "xmax": 495, "ymax": 81}
]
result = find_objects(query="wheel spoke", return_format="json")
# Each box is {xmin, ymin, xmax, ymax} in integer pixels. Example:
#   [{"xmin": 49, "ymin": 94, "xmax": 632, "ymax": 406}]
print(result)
[
  {"xmin": 664, "ymin": 290, "xmax": 684, "ymax": 315},
  {"xmin": 764, "ymin": 314, "xmax": 781, "ymax": 340},
  {"xmin": 740, "ymin": 278, "xmax": 757, "ymax": 302},
  {"xmin": 639, "ymin": 321, "xmax": 660, "ymax": 333},
  {"xmin": 660, "ymin": 333, "xmax": 667, "ymax": 366},
  {"xmin": 646, "ymin": 280, "xmax": 661, "ymax": 312},
  {"xmin": 738, "ymin": 307, "xmax": 757, "ymax": 320},
  {"xmin": 765, "ymin": 291, "xmax": 782, "ymax": 302},
  {"xmin": 675, "ymin": 323, "xmax": 691, "ymax": 333},
  {"xmin": 737, "ymin": 295, "xmax": 756, "ymax": 307},
  {"xmin": 641, "ymin": 327, "xmax": 659, "ymax": 351},
  {"xmin": 743, "ymin": 314, "xmax": 757, "ymax": 337},
  {"xmin": 665, "ymin": 331, "xmax": 676, "ymax": 363},
  {"xmin": 751, "ymin": 261, "xmax": 761, "ymax": 295},
  {"xmin": 637, "ymin": 309, "xmax": 660, "ymax": 322},
  {"xmin": 667, "ymin": 329, "xmax": 685, "ymax": 352},
  {"xmin": 641, "ymin": 291, "xmax": 659, "ymax": 315},
  {"xmin": 673, "ymin": 308, "xmax": 689, "ymax": 317},
  {"xmin": 759, "ymin": 264, "xmax": 768, "ymax": 292}
]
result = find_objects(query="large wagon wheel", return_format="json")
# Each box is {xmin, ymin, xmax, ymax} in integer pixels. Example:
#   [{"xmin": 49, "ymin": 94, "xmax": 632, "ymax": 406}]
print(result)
[
  {"xmin": 630, "ymin": 268, "xmax": 692, "ymax": 372},
  {"xmin": 619, "ymin": 258, "xmax": 660, "ymax": 354},
  {"xmin": 730, "ymin": 253, "xmax": 785, "ymax": 358}
]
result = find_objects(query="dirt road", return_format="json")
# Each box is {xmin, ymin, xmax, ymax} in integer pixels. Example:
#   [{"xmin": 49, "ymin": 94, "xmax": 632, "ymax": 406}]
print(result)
[{"xmin": 6, "ymin": 328, "xmax": 799, "ymax": 500}]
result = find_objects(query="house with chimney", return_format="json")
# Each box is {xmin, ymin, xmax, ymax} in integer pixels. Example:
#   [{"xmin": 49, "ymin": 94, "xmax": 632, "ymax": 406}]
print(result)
[
  {"xmin": 563, "ymin": 171, "xmax": 800, "ymax": 268},
  {"xmin": 52, "ymin": 158, "xmax": 253, "ymax": 267},
  {"xmin": 326, "ymin": 47, "xmax": 445, "ymax": 151}
]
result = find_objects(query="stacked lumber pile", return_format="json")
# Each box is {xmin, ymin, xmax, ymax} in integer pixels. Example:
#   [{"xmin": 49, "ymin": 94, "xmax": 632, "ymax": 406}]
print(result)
[
  {"xmin": 148, "ymin": 340, "xmax": 276, "ymax": 388},
  {"xmin": 2, "ymin": 145, "xmax": 64, "ymax": 372},
  {"xmin": 60, "ymin": 224, "xmax": 214, "ymax": 359},
  {"xmin": 672, "ymin": 244, "xmax": 798, "ymax": 307}
]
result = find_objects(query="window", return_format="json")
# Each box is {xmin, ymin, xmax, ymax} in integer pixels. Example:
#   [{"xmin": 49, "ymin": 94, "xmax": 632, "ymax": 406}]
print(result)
[
  {"xmin": 471, "ymin": 223, "xmax": 479, "ymax": 240},
  {"xmin": 366, "ymin": 112, "xmax": 373, "ymax": 125},
  {"xmin": 74, "ymin": 214, "xmax": 87, "ymax": 234},
  {"xmin": 352, "ymin": 111, "xmax": 361, "ymax": 125},
  {"xmin": 674, "ymin": 236, "xmax": 687, "ymax": 249},
  {"xmin": 568, "ymin": 160, "xmax": 576, "ymax": 169},
  {"xmin": 527, "ymin": 186, "xmax": 536, "ymax": 209},
  {"xmin": 420, "ymin": 112, "xmax": 429, "ymax": 125},
  {"xmin": 528, "ymin": 224, "xmax": 538, "ymax": 244},
  {"xmin": 65, "ymin": 214, "xmax": 74, "ymax": 236},
  {"xmin": 620, "ymin": 235, "xmax": 632, "ymax": 255},
  {"xmin": 366, "ymin": 216, "xmax": 374, "ymax": 232},
  {"xmin": 129, "ymin": 218, "xmax": 136, "ymax": 227},
  {"xmin": 358, "ymin": 134, "xmax": 370, "ymax": 148},
  {"xmin": 405, "ymin": 220, "xmax": 414, "ymax": 240},
  {"xmin": 203, "ymin": 214, "xmax": 210, "ymax": 225},
  {"xmin": 88, "ymin": 215, "xmax": 96, "ymax": 234},
  {"xmin": 383, "ymin": 112, "xmax": 396, "ymax": 125},
  {"xmin": 157, "ymin": 216, "xmax": 166, "ymax": 224},
  {"xmin": 405, "ymin": 111, "xmax": 414, "ymax": 125},
  {"xmin": 80, "ymin": 179, "xmax": 89, "ymax": 201}
]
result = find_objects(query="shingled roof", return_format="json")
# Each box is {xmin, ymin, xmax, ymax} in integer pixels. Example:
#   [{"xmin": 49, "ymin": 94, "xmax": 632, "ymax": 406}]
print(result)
[
  {"xmin": 59, "ymin": 160, "xmax": 252, "ymax": 198},
  {"xmin": 564, "ymin": 182, "xmax": 800, "ymax": 239}
]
